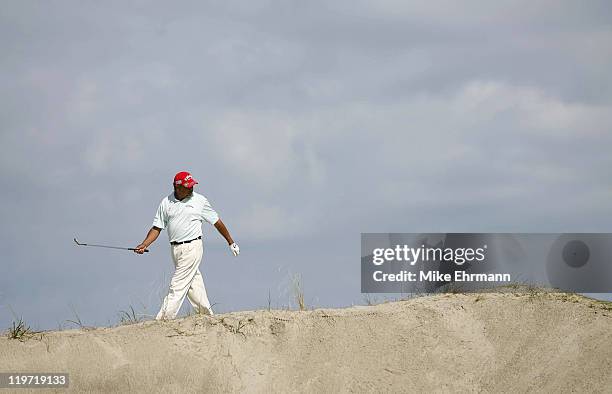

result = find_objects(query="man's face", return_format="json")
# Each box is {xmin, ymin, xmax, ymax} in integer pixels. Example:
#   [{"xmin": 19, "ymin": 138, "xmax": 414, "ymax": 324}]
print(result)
[{"xmin": 174, "ymin": 184, "xmax": 193, "ymax": 200}]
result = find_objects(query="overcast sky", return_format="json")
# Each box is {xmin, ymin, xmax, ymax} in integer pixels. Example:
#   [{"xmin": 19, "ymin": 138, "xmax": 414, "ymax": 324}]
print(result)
[{"xmin": 1, "ymin": 1, "xmax": 611, "ymax": 330}]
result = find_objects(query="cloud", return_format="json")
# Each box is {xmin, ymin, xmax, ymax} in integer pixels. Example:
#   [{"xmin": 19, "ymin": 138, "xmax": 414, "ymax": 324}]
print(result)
[
  {"xmin": 207, "ymin": 110, "xmax": 327, "ymax": 192},
  {"xmin": 451, "ymin": 81, "xmax": 612, "ymax": 136},
  {"xmin": 235, "ymin": 202, "xmax": 314, "ymax": 241}
]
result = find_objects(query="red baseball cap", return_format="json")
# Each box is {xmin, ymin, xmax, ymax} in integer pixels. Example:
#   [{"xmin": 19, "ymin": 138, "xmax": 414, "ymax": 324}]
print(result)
[{"xmin": 174, "ymin": 171, "xmax": 198, "ymax": 188}]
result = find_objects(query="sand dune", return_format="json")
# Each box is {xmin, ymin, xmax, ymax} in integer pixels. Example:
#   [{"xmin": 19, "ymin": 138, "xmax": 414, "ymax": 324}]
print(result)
[{"xmin": 2, "ymin": 288, "xmax": 611, "ymax": 393}]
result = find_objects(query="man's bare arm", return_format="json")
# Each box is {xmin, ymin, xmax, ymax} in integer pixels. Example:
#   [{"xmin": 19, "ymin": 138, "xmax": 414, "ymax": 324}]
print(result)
[
  {"xmin": 214, "ymin": 219, "xmax": 234, "ymax": 245},
  {"xmin": 134, "ymin": 226, "xmax": 162, "ymax": 254}
]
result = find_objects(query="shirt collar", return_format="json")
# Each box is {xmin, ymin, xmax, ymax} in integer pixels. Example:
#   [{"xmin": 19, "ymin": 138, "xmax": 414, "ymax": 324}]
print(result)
[{"xmin": 170, "ymin": 192, "xmax": 193, "ymax": 202}]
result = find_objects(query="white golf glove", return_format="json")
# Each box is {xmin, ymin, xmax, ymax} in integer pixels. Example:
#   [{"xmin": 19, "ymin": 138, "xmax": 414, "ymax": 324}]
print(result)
[{"xmin": 230, "ymin": 242, "xmax": 240, "ymax": 256}]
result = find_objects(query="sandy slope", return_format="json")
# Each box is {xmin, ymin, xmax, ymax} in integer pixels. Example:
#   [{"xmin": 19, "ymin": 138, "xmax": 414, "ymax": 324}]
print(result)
[{"xmin": 1, "ymin": 288, "xmax": 611, "ymax": 393}]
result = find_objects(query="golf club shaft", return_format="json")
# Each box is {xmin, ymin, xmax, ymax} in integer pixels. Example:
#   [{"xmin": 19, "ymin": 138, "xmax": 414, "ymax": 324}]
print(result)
[
  {"xmin": 84, "ymin": 244, "xmax": 149, "ymax": 252},
  {"xmin": 74, "ymin": 238, "xmax": 149, "ymax": 252}
]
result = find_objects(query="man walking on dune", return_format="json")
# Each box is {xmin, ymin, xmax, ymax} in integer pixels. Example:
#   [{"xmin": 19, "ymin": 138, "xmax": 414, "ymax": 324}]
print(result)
[{"xmin": 134, "ymin": 171, "xmax": 239, "ymax": 319}]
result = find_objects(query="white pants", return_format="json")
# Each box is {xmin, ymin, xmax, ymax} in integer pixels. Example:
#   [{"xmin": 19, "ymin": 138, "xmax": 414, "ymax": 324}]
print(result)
[{"xmin": 155, "ymin": 239, "xmax": 213, "ymax": 320}]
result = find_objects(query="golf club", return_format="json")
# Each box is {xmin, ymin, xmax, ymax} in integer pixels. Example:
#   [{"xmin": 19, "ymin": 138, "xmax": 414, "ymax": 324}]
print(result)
[{"xmin": 74, "ymin": 237, "xmax": 149, "ymax": 253}]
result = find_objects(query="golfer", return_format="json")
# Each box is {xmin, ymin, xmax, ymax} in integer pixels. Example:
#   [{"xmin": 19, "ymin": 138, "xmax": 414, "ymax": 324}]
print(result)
[{"xmin": 134, "ymin": 171, "xmax": 239, "ymax": 319}]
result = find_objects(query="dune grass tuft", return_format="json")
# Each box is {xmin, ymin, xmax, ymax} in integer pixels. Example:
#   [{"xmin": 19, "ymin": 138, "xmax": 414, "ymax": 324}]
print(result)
[
  {"xmin": 363, "ymin": 293, "xmax": 380, "ymax": 306},
  {"xmin": 118, "ymin": 305, "xmax": 143, "ymax": 325},
  {"xmin": 65, "ymin": 304, "xmax": 93, "ymax": 330},
  {"xmin": 7, "ymin": 317, "xmax": 34, "ymax": 341},
  {"xmin": 292, "ymin": 274, "xmax": 306, "ymax": 311}
]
